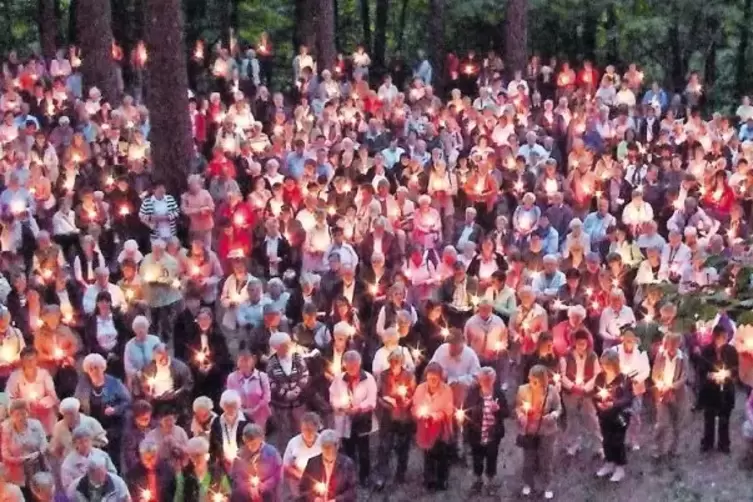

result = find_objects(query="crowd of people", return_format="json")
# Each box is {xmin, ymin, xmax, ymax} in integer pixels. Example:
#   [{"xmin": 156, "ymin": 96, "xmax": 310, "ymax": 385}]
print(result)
[{"xmin": 0, "ymin": 33, "xmax": 751, "ymax": 502}]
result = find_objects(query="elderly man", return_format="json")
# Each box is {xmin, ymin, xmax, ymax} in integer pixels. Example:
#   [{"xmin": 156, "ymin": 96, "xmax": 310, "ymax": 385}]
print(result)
[
  {"xmin": 67, "ymin": 455, "xmax": 129, "ymax": 502},
  {"xmin": 60, "ymin": 426, "xmax": 117, "ymax": 492},
  {"xmin": 532, "ymin": 255, "xmax": 566, "ymax": 303},
  {"xmin": 598, "ymin": 289, "xmax": 636, "ymax": 351},
  {"xmin": 125, "ymin": 438, "xmax": 177, "ymax": 502},
  {"xmin": 651, "ymin": 333, "xmax": 690, "ymax": 461},
  {"xmin": 455, "ymin": 207, "xmax": 483, "ymax": 250},
  {"xmin": 137, "ymin": 343, "xmax": 194, "ymax": 420},
  {"xmin": 123, "ymin": 315, "xmax": 162, "ymax": 384},
  {"xmin": 439, "ymin": 261, "xmax": 479, "ymax": 328},
  {"xmin": 267, "ymin": 331, "xmax": 310, "ymax": 450},
  {"xmin": 138, "ymin": 239, "xmax": 182, "ymax": 340},
  {"xmin": 329, "ymin": 350, "xmax": 377, "ymax": 487},
  {"xmin": 658, "ymin": 230, "xmax": 692, "ymax": 281},
  {"xmin": 430, "ymin": 328, "xmax": 481, "ymax": 411},
  {"xmin": 50, "ymin": 397, "xmax": 108, "ymax": 459},
  {"xmin": 463, "ymin": 298, "xmax": 509, "ymax": 387},
  {"xmin": 230, "ymin": 423, "xmax": 282, "ymax": 501},
  {"xmin": 82, "ymin": 266, "xmax": 126, "ymax": 314},
  {"xmin": 299, "ymin": 429, "xmax": 358, "ymax": 502},
  {"xmin": 359, "ymin": 216, "xmax": 401, "ymax": 274}
]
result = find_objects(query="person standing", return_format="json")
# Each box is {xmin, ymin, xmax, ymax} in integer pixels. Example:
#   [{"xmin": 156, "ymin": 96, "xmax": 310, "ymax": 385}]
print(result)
[
  {"xmin": 699, "ymin": 326, "xmax": 739, "ymax": 454},
  {"xmin": 651, "ymin": 333, "xmax": 690, "ymax": 461},
  {"xmin": 463, "ymin": 367, "xmax": 509, "ymax": 494},
  {"xmin": 515, "ymin": 365, "xmax": 561, "ymax": 500},
  {"xmin": 593, "ymin": 350, "xmax": 633, "ymax": 483}
]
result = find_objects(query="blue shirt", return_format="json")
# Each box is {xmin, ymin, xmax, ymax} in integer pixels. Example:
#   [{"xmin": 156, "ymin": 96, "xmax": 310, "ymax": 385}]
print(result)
[
  {"xmin": 583, "ymin": 211, "xmax": 615, "ymax": 243},
  {"xmin": 540, "ymin": 226, "xmax": 560, "ymax": 255},
  {"xmin": 641, "ymin": 89, "xmax": 668, "ymax": 111},
  {"xmin": 285, "ymin": 152, "xmax": 309, "ymax": 180},
  {"xmin": 14, "ymin": 114, "xmax": 40, "ymax": 129},
  {"xmin": 532, "ymin": 271, "xmax": 566, "ymax": 297},
  {"xmin": 739, "ymin": 124, "xmax": 753, "ymax": 142}
]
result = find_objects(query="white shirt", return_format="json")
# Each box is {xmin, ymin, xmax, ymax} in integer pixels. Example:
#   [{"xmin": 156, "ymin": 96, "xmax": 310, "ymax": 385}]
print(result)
[
  {"xmin": 329, "ymin": 372, "xmax": 378, "ymax": 438},
  {"xmin": 95, "ymin": 315, "xmax": 118, "ymax": 351},
  {"xmin": 662, "ymin": 353, "xmax": 679, "ymax": 389},
  {"xmin": 599, "ymin": 306, "xmax": 636, "ymax": 346},
  {"xmin": 220, "ymin": 413, "xmax": 244, "ymax": 462},
  {"xmin": 616, "ymin": 345, "xmax": 650, "ymax": 383},
  {"xmin": 371, "ymin": 345, "xmax": 415, "ymax": 379},
  {"xmin": 82, "ymin": 283, "xmax": 126, "ymax": 314}
]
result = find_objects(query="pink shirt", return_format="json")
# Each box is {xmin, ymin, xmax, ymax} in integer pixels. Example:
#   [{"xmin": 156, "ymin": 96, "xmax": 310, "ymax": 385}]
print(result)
[{"xmin": 226, "ymin": 370, "xmax": 271, "ymax": 426}]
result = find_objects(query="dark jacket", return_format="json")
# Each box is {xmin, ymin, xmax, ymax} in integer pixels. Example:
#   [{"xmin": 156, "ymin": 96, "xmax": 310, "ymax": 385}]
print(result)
[
  {"xmin": 125, "ymin": 460, "xmax": 176, "ymax": 502},
  {"xmin": 298, "ymin": 454, "xmax": 357, "ymax": 502},
  {"xmin": 208, "ymin": 416, "xmax": 249, "ymax": 464},
  {"xmin": 698, "ymin": 343, "xmax": 739, "ymax": 412},
  {"xmin": 462, "ymin": 383, "xmax": 510, "ymax": 446},
  {"xmin": 592, "ymin": 373, "xmax": 634, "ymax": 427}
]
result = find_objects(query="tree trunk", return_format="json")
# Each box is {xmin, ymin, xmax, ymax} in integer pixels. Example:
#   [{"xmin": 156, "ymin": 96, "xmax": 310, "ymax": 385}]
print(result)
[
  {"xmin": 374, "ymin": 0, "xmax": 388, "ymax": 68},
  {"xmin": 219, "ymin": 0, "xmax": 232, "ymax": 49},
  {"xmin": 669, "ymin": 20, "xmax": 684, "ymax": 92},
  {"xmin": 396, "ymin": 0, "xmax": 409, "ymax": 52},
  {"xmin": 294, "ymin": 0, "xmax": 317, "ymax": 51},
  {"xmin": 360, "ymin": 0, "xmax": 372, "ymax": 52},
  {"xmin": 504, "ymin": 0, "xmax": 527, "ymax": 76},
  {"xmin": 427, "ymin": 0, "xmax": 445, "ymax": 89},
  {"xmin": 334, "ymin": 0, "xmax": 341, "ymax": 52},
  {"xmin": 68, "ymin": 0, "xmax": 78, "ymax": 45},
  {"xmin": 737, "ymin": 0, "xmax": 752, "ymax": 96},
  {"xmin": 580, "ymin": 8, "xmax": 599, "ymax": 61},
  {"xmin": 144, "ymin": 0, "xmax": 193, "ymax": 196},
  {"xmin": 315, "ymin": 0, "xmax": 336, "ymax": 70},
  {"xmin": 77, "ymin": 0, "xmax": 119, "ymax": 104},
  {"xmin": 39, "ymin": 0, "xmax": 58, "ymax": 59}
]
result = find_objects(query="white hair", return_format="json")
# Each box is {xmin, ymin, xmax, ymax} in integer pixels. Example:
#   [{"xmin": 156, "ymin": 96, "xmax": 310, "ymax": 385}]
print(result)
[
  {"xmin": 60, "ymin": 397, "xmax": 81, "ymax": 414},
  {"xmin": 192, "ymin": 396, "xmax": 214, "ymax": 412},
  {"xmin": 82, "ymin": 353, "xmax": 107, "ymax": 373},
  {"xmin": 132, "ymin": 315, "xmax": 150, "ymax": 331},
  {"xmin": 269, "ymin": 331, "xmax": 291, "ymax": 349},
  {"xmin": 319, "ymin": 429, "xmax": 339, "ymax": 447},
  {"xmin": 220, "ymin": 390, "xmax": 242, "ymax": 409},
  {"xmin": 185, "ymin": 436, "xmax": 210, "ymax": 455}
]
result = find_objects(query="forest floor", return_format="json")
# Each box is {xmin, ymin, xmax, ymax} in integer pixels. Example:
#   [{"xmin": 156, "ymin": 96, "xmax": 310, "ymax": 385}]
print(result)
[{"xmin": 356, "ymin": 390, "xmax": 753, "ymax": 502}]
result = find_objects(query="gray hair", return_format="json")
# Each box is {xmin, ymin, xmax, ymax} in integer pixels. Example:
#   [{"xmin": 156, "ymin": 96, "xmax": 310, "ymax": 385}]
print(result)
[
  {"xmin": 82, "ymin": 353, "xmax": 107, "ymax": 373},
  {"xmin": 72, "ymin": 424, "xmax": 92, "ymax": 441},
  {"xmin": 31, "ymin": 471, "xmax": 54, "ymax": 492},
  {"xmin": 139, "ymin": 438, "xmax": 159, "ymax": 454},
  {"xmin": 192, "ymin": 396, "xmax": 214, "ymax": 412},
  {"xmin": 132, "ymin": 315, "xmax": 150, "ymax": 331},
  {"xmin": 477, "ymin": 366, "xmax": 497, "ymax": 380},
  {"xmin": 343, "ymin": 350, "xmax": 362, "ymax": 364},
  {"xmin": 220, "ymin": 390, "xmax": 242, "ymax": 409},
  {"xmin": 242, "ymin": 423, "xmax": 265, "ymax": 441},
  {"xmin": 396, "ymin": 310, "xmax": 412, "ymax": 324},
  {"xmin": 185, "ymin": 436, "xmax": 210, "ymax": 455},
  {"xmin": 319, "ymin": 429, "xmax": 339, "ymax": 447}
]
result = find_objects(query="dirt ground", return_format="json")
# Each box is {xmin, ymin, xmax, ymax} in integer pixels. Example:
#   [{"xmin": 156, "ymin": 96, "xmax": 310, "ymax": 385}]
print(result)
[{"xmin": 358, "ymin": 390, "xmax": 753, "ymax": 502}]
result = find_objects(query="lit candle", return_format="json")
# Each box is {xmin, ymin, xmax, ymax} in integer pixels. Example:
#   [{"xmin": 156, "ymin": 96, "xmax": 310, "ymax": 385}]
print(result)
[
  {"xmin": 119, "ymin": 206, "xmax": 130, "ymax": 217},
  {"xmin": 440, "ymin": 328, "xmax": 450, "ymax": 338},
  {"xmin": 53, "ymin": 346, "xmax": 64, "ymax": 360},
  {"xmin": 141, "ymin": 489, "xmax": 152, "ymax": 501},
  {"xmin": 544, "ymin": 178, "xmax": 558, "ymax": 195},
  {"xmin": 596, "ymin": 387, "xmax": 610, "ymax": 401},
  {"xmin": 417, "ymin": 405, "xmax": 430, "ymax": 418},
  {"xmin": 712, "ymin": 367, "xmax": 731, "ymax": 390},
  {"xmin": 514, "ymin": 180, "xmax": 524, "ymax": 192},
  {"xmin": 315, "ymin": 481, "xmax": 327, "ymax": 496},
  {"xmin": 105, "ymin": 176, "xmax": 115, "ymax": 187},
  {"xmin": 521, "ymin": 401, "xmax": 532, "ymax": 413},
  {"xmin": 454, "ymin": 408, "xmax": 466, "ymax": 423},
  {"xmin": 10, "ymin": 200, "xmax": 25, "ymax": 215},
  {"xmin": 211, "ymin": 493, "xmax": 225, "ymax": 502},
  {"xmin": 250, "ymin": 475, "xmax": 260, "ymax": 488},
  {"xmin": 396, "ymin": 385, "xmax": 408, "ymax": 398},
  {"xmin": 233, "ymin": 213, "xmax": 246, "ymax": 227}
]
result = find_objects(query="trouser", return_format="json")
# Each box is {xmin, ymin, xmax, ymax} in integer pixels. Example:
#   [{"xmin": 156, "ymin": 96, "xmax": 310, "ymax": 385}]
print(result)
[
  {"xmin": 150, "ymin": 300, "xmax": 182, "ymax": 342},
  {"xmin": 272, "ymin": 405, "xmax": 305, "ymax": 453},
  {"xmin": 521, "ymin": 434, "xmax": 556, "ymax": 490},
  {"xmin": 423, "ymin": 440, "xmax": 450, "ymax": 486},
  {"xmin": 654, "ymin": 398, "xmax": 687, "ymax": 456},
  {"xmin": 471, "ymin": 439, "xmax": 501, "ymax": 478},
  {"xmin": 562, "ymin": 392, "xmax": 602, "ymax": 451},
  {"xmin": 600, "ymin": 416, "xmax": 629, "ymax": 466},
  {"xmin": 702, "ymin": 407, "xmax": 731, "ymax": 449},
  {"xmin": 342, "ymin": 434, "xmax": 371, "ymax": 482},
  {"xmin": 376, "ymin": 419, "xmax": 412, "ymax": 480},
  {"xmin": 627, "ymin": 394, "xmax": 644, "ymax": 445}
]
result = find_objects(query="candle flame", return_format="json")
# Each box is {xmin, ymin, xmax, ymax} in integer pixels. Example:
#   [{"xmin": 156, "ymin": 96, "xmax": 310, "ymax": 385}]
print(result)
[
  {"xmin": 597, "ymin": 387, "xmax": 610, "ymax": 400},
  {"xmin": 418, "ymin": 405, "xmax": 429, "ymax": 418},
  {"xmin": 454, "ymin": 408, "xmax": 466, "ymax": 423},
  {"xmin": 396, "ymin": 385, "xmax": 408, "ymax": 398},
  {"xmin": 314, "ymin": 481, "xmax": 327, "ymax": 495},
  {"xmin": 119, "ymin": 206, "xmax": 130, "ymax": 216},
  {"xmin": 141, "ymin": 489, "xmax": 152, "ymax": 501}
]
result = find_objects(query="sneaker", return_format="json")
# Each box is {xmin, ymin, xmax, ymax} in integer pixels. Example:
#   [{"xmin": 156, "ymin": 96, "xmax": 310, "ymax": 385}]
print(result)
[
  {"xmin": 631, "ymin": 443, "xmax": 641, "ymax": 451},
  {"xmin": 596, "ymin": 463, "xmax": 615, "ymax": 478},
  {"xmin": 501, "ymin": 382, "xmax": 509, "ymax": 391},
  {"xmin": 566, "ymin": 444, "xmax": 580, "ymax": 456},
  {"xmin": 544, "ymin": 490, "xmax": 554, "ymax": 499},
  {"xmin": 609, "ymin": 466, "xmax": 626, "ymax": 483},
  {"xmin": 522, "ymin": 485, "xmax": 532, "ymax": 496}
]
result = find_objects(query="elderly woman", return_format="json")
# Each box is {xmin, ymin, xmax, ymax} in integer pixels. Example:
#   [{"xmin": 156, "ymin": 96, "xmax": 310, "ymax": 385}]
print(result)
[
  {"xmin": 509, "ymin": 285, "xmax": 549, "ymax": 356},
  {"xmin": 411, "ymin": 361, "xmax": 454, "ymax": 491},
  {"xmin": 463, "ymin": 367, "xmax": 510, "ymax": 494},
  {"xmin": 1, "ymin": 399, "xmax": 48, "ymax": 498},
  {"xmin": 176, "ymin": 307, "xmax": 231, "ymax": 405},
  {"xmin": 515, "ymin": 364, "xmax": 562, "ymax": 499},
  {"xmin": 299, "ymin": 429, "xmax": 357, "ymax": 502},
  {"xmin": 225, "ymin": 350, "xmax": 271, "ymax": 431},
  {"xmin": 282, "ymin": 412, "xmax": 323, "ymax": 496},
  {"xmin": 67, "ymin": 455, "xmax": 131, "ymax": 502},
  {"xmin": 5, "ymin": 347, "xmax": 58, "ymax": 434},
  {"xmin": 190, "ymin": 396, "xmax": 217, "ymax": 439},
  {"xmin": 74, "ymin": 353, "xmax": 131, "ymax": 463},
  {"xmin": 181, "ymin": 174, "xmax": 215, "ymax": 248},
  {"xmin": 60, "ymin": 425, "xmax": 117, "ymax": 493},
  {"xmin": 371, "ymin": 328, "xmax": 416, "ymax": 380},
  {"xmin": 83, "ymin": 291, "xmax": 130, "ymax": 380},
  {"xmin": 267, "ymin": 332, "xmax": 310, "ymax": 451},
  {"xmin": 208, "ymin": 390, "xmax": 249, "ymax": 468},
  {"xmin": 123, "ymin": 315, "xmax": 162, "ymax": 385},
  {"xmin": 374, "ymin": 348, "xmax": 416, "ymax": 488},
  {"xmin": 175, "ymin": 436, "xmax": 231, "ymax": 500},
  {"xmin": 125, "ymin": 438, "xmax": 177, "ymax": 502},
  {"xmin": 593, "ymin": 350, "xmax": 633, "ymax": 482},
  {"xmin": 229, "ymin": 423, "xmax": 282, "ymax": 501},
  {"xmin": 329, "ymin": 350, "xmax": 377, "ymax": 486},
  {"xmin": 50, "ymin": 397, "xmax": 108, "ymax": 460}
]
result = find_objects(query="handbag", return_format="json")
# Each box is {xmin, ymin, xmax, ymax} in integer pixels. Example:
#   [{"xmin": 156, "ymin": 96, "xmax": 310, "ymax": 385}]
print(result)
[{"xmin": 515, "ymin": 385, "xmax": 549, "ymax": 450}]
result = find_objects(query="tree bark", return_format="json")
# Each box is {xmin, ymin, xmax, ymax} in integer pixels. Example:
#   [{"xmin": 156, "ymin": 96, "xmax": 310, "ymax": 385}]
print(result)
[
  {"xmin": 360, "ymin": 0, "xmax": 372, "ymax": 52},
  {"xmin": 315, "ymin": 0, "xmax": 336, "ymax": 71},
  {"xmin": 427, "ymin": 0, "xmax": 445, "ymax": 89},
  {"xmin": 374, "ymin": 0, "xmax": 388, "ymax": 68},
  {"xmin": 294, "ymin": 0, "xmax": 317, "ymax": 51},
  {"xmin": 219, "ymin": 0, "xmax": 232, "ymax": 49},
  {"xmin": 396, "ymin": 0, "xmax": 409, "ymax": 52},
  {"xmin": 504, "ymin": 0, "xmax": 528, "ymax": 76},
  {"xmin": 68, "ymin": 0, "xmax": 78, "ymax": 45},
  {"xmin": 737, "ymin": 0, "xmax": 752, "ymax": 96},
  {"xmin": 77, "ymin": 0, "xmax": 119, "ymax": 104},
  {"xmin": 39, "ymin": 0, "xmax": 58, "ymax": 59},
  {"xmin": 144, "ymin": 0, "xmax": 193, "ymax": 196}
]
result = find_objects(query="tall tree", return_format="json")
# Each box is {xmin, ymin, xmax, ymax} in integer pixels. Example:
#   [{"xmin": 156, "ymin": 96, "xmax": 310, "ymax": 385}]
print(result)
[
  {"xmin": 359, "ymin": 0, "xmax": 372, "ymax": 51},
  {"xmin": 373, "ymin": 0, "xmax": 388, "ymax": 69},
  {"xmin": 504, "ymin": 0, "xmax": 528, "ymax": 77},
  {"xmin": 396, "ymin": 0, "xmax": 409, "ymax": 52},
  {"xmin": 77, "ymin": 0, "xmax": 119, "ymax": 104},
  {"xmin": 68, "ymin": 0, "xmax": 78, "ymax": 44},
  {"xmin": 144, "ymin": 0, "xmax": 193, "ymax": 195},
  {"xmin": 427, "ymin": 0, "xmax": 445, "ymax": 89},
  {"xmin": 315, "ymin": 0, "xmax": 336, "ymax": 70},
  {"xmin": 294, "ymin": 0, "xmax": 317, "ymax": 51},
  {"xmin": 737, "ymin": 0, "xmax": 752, "ymax": 96},
  {"xmin": 38, "ymin": 0, "xmax": 58, "ymax": 59}
]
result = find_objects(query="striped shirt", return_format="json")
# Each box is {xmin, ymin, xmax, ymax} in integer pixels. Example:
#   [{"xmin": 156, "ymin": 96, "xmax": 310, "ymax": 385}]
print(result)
[
  {"xmin": 139, "ymin": 194, "xmax": 179, "ymax": 239},
  {"xmin": 480, "ymin": 393, "xmax": 496, "ymax": 444}
]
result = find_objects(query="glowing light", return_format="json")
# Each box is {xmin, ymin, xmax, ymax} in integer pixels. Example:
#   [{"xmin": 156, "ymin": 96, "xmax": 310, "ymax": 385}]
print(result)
[
  {"xmin": 597, "ymin": 387, "xmax": 610, "ymax": 401},
  {"xmin": 396, "ymin": 385, "xmax": 408, "ymax": 398}
]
